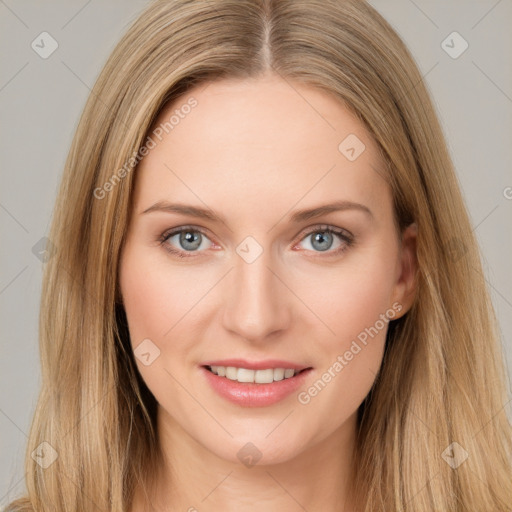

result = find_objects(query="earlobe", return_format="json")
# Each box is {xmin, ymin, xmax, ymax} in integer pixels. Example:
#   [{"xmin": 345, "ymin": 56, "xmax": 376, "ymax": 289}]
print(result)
[{"xmin": 392, "ymin": 222, "xmax": 418, "ymax": 318}]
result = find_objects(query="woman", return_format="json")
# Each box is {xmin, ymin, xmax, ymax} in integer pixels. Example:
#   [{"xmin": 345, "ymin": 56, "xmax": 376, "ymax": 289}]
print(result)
[{"xmin": 6, "ymin": 0, "xmax": 512, "ymax": 510}]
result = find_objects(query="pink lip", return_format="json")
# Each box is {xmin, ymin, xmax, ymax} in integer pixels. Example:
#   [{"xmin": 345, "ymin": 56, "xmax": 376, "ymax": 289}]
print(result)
[
  {"xmin": 200, "ymin": 365, "xmax": 313, "ymax": 408},
  {"xmin": 201, "ymin": 358, "xmax": 310, "ymax": 371}
]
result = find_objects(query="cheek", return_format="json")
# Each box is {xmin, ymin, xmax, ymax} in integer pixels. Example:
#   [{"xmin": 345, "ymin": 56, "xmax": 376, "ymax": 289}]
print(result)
[
  {"xmin": 119, "ymin": 247, "xmax": 209, "ymax": 343},
  {"xmin": 291, "ymin": 247, "xmax": 397, "ymax": 428},
  {"xmin": 119, "ymin": 246, "xmax": 221, "ymax": 399},
  {"xmin": 329, "ymin": 265, "xmax": 395, "ymax": 342},
  {"xmin": 119, "ymin": 248, "xmax": 200, "ymax": 406},
  {"xmin": 295, "ymin": 243, "xmax": 397, "ymax": 348},
  {"xmin": 119, "ymin": 264, "xmax": 168, "ymax": 344}
]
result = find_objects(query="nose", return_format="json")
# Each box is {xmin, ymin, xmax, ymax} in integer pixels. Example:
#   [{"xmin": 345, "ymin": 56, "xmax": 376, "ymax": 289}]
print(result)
[{"xmin": 221, "ymin": 248, "xmax": 292, "ymax": 343}]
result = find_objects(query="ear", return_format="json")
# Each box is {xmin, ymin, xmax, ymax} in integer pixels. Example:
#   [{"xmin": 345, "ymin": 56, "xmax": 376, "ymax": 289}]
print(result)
[{"xmin": 390, "ymin": 222, "xmax": 418, "ymax": 318}]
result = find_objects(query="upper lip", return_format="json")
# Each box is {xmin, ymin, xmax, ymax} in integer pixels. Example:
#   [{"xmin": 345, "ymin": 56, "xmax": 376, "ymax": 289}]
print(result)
[{"xmin": 201, "ymin": 358, "xmax": 312, "ymax": 371}]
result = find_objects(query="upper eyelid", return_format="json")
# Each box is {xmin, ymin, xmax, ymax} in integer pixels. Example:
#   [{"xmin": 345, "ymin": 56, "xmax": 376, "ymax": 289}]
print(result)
[
  {"xmin": 161, "ymin": 225, "xmax": 213, "ymax": 242},
  {"xmin": 301, "ymin": 224, "xmax": 352, "ymax": 238}
]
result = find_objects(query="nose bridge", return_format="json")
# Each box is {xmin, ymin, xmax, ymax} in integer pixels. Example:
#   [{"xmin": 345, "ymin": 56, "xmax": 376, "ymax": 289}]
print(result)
[{"xmin": 222, "ymin": 246, "xmax": 290, "ymax": 341}]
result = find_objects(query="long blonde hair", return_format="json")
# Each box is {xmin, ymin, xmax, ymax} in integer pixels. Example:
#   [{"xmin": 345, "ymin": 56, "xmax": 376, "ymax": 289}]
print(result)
[{"xmin": 6, "ymin": 0, "xmax": 511, "ymax": 510}]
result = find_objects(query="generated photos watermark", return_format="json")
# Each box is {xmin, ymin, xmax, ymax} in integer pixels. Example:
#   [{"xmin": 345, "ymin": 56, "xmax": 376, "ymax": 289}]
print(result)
[
  {"xmin": 93, "ymin": 96, "xmax": 198, "ymax": 199},
  {"xmin": 297, "ymin": 301, "xmax": 403, "ymax": 405}
]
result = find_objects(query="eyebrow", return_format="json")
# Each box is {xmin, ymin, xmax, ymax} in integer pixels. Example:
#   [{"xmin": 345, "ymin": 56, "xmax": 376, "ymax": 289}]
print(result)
[{"xmin": 141, "ymin": 200, "xmax": 373, "ymax": 224}]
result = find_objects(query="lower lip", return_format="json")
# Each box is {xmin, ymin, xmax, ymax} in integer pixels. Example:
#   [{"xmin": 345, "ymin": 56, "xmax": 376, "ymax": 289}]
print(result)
[{"xmin": 201, "ymin": 366, "xmax": 313, "ymax": 407}]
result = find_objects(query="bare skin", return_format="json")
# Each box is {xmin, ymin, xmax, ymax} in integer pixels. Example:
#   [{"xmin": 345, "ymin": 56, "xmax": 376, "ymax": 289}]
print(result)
[{"xmin": 120, "ymin": 72, "xmax": 417, "ymax": 512}]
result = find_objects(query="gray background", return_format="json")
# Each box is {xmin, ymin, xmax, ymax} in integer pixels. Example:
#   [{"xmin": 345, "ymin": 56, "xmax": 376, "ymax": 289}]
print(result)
[{"xmin": 1, "ymin": 0, "xmax": 511, "ymax": 505}]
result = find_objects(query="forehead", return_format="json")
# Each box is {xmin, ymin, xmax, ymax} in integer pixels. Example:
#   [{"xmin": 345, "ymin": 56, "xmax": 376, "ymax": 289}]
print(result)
[{"xmin": 133, "ymin": 75, "xmax": 389, "ymax": 221}]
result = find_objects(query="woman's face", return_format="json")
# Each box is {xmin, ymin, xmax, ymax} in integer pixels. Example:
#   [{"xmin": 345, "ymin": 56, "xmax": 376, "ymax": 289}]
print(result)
[{"xmin": 119, "ymin": 73, "xmax": 416, "ymax": 466}]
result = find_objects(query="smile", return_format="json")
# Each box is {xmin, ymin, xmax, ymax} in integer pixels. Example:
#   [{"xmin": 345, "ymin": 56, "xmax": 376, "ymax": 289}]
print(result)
[
  {"xmin": 206, "ymin": 365, "xmax": 304, "ymax": 384},
  {"xmin": 201, "ymin": 365, "xmax": 313, "ymax": 407}
]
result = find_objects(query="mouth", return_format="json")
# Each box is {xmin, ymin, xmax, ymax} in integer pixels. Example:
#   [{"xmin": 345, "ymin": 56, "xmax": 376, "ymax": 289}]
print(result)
[
  {"xmin": 203, "ymin": 364, "xmax": 312, "ymax": 384},
  {"xmin": 200, "ymin": 363, "xmax": 314, "ymax": 407}
]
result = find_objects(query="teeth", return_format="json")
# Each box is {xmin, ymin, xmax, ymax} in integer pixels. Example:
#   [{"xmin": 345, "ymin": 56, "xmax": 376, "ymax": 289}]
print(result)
[
  {"xmin": 273, "ymin": 368, "xmax": 284, "ymax": 381},
  {"xmin": 284, "ymin": 369, "xmax": 295, "ymax": 378},
  {"xmin": 225, "ymin": 367, "xmax": 238, "ymax": 380},
  {"xmin": 208, "ymin": 365, "xmax": 301, "ymax": 383},
  {"xmin": 255, "ymin": 369, "xmax": 274, "ymax": 383}
]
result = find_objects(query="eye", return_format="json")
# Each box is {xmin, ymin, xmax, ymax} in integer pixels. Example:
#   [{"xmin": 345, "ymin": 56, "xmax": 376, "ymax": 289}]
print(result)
[
  {"xmin": 295, "ymin": 225, "xmax": 354, "ymax": 256},
  {"xmin": 158, "ymin": 224, "xmax": 354, "ymax": 259},
  {"xmin": 159, "ymin": 226, "xmax": 214, "ymax": 258}
]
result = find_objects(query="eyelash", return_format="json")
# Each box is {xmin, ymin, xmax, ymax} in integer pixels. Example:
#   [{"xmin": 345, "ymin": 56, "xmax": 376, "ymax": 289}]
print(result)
[{"xmin": 158, "ymin": 224, "xmax": 354, "ymax": 259}]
